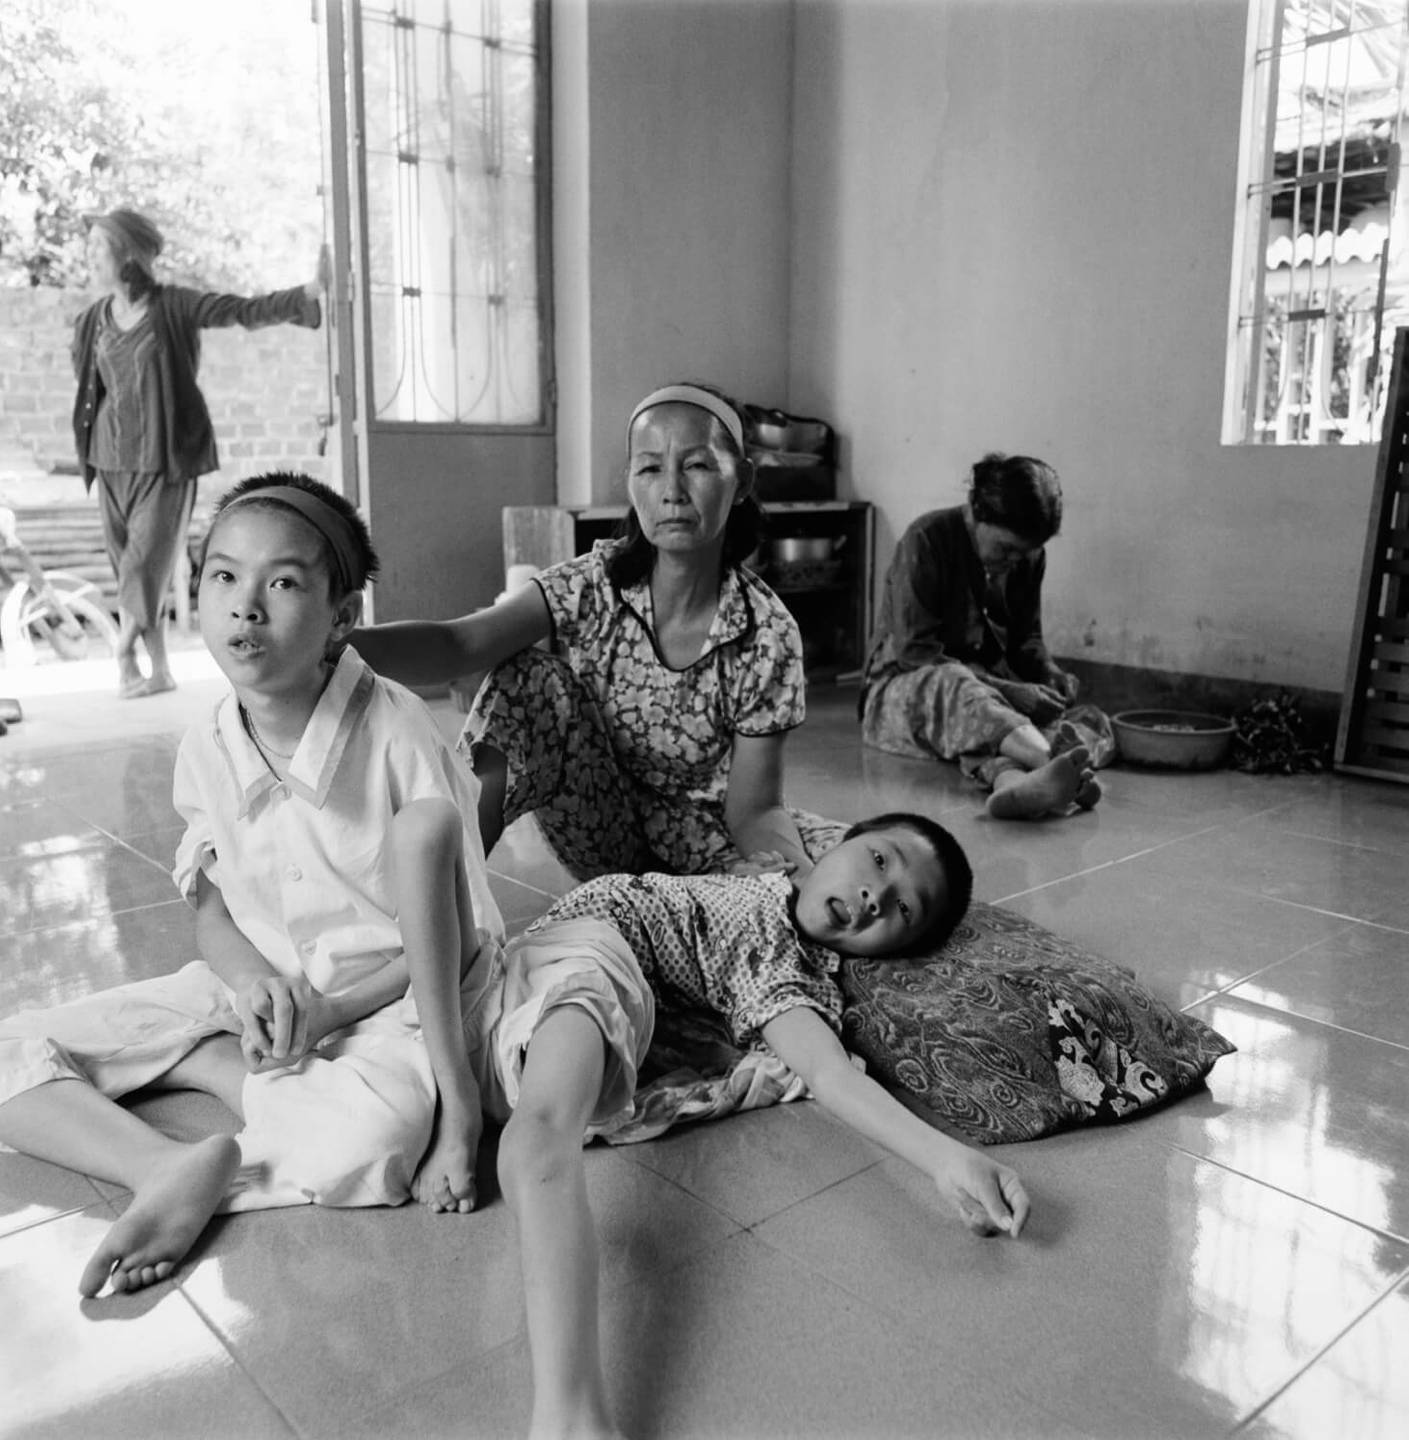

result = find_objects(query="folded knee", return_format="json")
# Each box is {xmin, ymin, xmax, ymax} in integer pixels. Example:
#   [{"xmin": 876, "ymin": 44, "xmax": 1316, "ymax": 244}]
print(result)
[{"xmin": 497, "ymin": 1104, "xmax": 582, "ymax": 1202}]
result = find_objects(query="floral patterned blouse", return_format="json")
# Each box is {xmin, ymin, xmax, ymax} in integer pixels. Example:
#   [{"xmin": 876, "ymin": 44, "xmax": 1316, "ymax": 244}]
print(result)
[{"xmin": 535, "ymin": 539, "xmax": 806, "ymax": 806}]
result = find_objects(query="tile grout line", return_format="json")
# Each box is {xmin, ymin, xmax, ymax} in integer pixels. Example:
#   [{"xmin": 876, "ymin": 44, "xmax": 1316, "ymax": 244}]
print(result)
[
  {"xmin": 1230, "ymin": 1259, "xmax": 1409, "ymax": 1434},
  {"xmin": 990, "ymin": 821, "xmax": 1231, "ymax": 904},
  {"xmin": 1169, "ymin": 1142, "xmax": 1409, "ymax": 1249}
]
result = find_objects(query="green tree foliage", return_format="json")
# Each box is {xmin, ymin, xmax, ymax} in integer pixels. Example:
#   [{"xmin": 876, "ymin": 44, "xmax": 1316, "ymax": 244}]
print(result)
[{"xmin": 0, "ymin": 0, "xmax": 323, "ymax": 292}]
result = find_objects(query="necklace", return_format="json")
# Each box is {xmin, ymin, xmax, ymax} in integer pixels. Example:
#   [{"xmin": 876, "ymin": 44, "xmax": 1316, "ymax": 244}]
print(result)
[{"xmin": 240, "ymin": 705, "xmax": 297, "ymax": 760}]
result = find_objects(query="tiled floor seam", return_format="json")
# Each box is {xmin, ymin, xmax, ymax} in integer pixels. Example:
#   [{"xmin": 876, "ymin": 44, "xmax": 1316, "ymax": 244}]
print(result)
[
  {"xmin": 731, "ymin": 1156, "xmax": 890, "ymax": 1237},
  {"xmin": 1230, "ymin": 1260, "xmax": 1409, "ymax": 1434},
  {"xmin": 1278, "ymin": 824, "xmax": 1409, "ymax": 856},
  {"xmin": 1, "ymin": 892, "xmax": 187, "ymax": 939},
  {"xmin": 1177, "ymin": 920, "xmax": 1365, "ymax": 1015},
  {"xmin": 990, "ymin": 822, "xmax": 1229, "ymax": 903},
  {"xmin": 1229, "ymin": 889, "xmax": 1409, "ymax": 931},
  {"xmin": 1188, "ymin": 985, "xmax": 1409, "ymax": 1054},
  {"xmin": 1169, "ymin": 1142, "xmax": 1409, "ymax": 1249},
  {"xmin": 352, "ymin": 1331, "xmax": 526, "ymax": 1439},
  {"xmin": 0, "ymin": 1187, "xmax": 110, "ymax": 1241},
  {"xmin": 169, "ymin": 1279, "xmax": 305, "ymax": 1439}
]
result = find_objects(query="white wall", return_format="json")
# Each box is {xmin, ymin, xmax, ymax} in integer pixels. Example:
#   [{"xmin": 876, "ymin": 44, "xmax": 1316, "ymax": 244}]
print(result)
[
  {"xmin": 554, "ymin": 0, "xmax": 796, "ymax": 506},
  {"xmin": 787, "ymin": 0, "xmax": 1375, "ymax": 693}
]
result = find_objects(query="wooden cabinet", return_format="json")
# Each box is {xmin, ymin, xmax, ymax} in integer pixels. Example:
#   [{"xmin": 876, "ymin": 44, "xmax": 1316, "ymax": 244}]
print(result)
[{"xmin": 565, "ymin": 500, "xmax": 873, "ymax": 680}]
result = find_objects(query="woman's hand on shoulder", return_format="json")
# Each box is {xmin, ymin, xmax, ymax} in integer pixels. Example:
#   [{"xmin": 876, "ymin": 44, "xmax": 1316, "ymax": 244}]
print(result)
[{"xmin": 726, "ymin": 849, "xmax": 797, "ymax": 877}]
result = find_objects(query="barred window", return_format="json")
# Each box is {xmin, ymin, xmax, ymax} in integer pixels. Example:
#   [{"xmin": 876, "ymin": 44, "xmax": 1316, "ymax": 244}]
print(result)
[
  {"xmin": 356, "ymin": 0, "xmax": 547, "ymax": 426},
  {"xmin": 1226, "ymin": 0, "xmax": 1409, "ymax": 444}
]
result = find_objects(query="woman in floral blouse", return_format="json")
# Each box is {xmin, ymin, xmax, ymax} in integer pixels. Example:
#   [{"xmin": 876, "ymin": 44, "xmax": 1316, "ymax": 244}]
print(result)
[{"xmin": 352, "ymin": 382, "xmax": 834, "ymax": 878}]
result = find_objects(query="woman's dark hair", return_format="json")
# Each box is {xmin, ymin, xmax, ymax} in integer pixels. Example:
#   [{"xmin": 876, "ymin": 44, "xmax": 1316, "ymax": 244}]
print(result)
[
  {"xmin": 842, "ymin": 810, "xmax": 974, "ymax": 953},
  {"xmin": 607, "ymin": 380, "xmax": 766, "ymax": 590},
  {"xmin": 206, "ymin": 470, "xmax": 380, "ymax": 596},
  {"xmin": 119, "ymin": 259, "xmax": 158, "ymax": 303},
  {"xmin": 968, "ymin": 453, "xmax": 1063, "ymax": 546}
]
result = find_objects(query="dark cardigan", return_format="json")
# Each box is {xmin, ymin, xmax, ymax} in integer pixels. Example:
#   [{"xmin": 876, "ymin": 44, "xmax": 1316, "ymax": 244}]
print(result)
[
  {"xmin": 861, "ymin": 504, "xmax": 1058, "ymax": 701},
  {"xmin": 71, "ymin": 284, "xmax": 321, "ymax": 488}
]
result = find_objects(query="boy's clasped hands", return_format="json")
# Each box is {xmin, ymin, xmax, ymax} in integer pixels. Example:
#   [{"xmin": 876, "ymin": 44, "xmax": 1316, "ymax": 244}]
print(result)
[{"xmin": 235, "ymin": 972, "xmax": 335, "ymax": 1073}]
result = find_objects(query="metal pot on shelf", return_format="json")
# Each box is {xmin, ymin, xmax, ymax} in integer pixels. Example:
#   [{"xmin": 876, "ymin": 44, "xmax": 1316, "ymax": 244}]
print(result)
[{"xmin": 771, "ymin": 536, "xmax": 838, "ymax": 563}]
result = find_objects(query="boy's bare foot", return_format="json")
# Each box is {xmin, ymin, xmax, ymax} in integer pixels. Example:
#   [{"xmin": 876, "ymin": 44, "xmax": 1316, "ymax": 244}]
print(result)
[
  {"xmin": 78, "ymin": 1135, "xmax": 241, "ymax": 1297},
  {"xmin": 413, "ymin": 1128, "xmax": 479, "ymax": 1214},
  {"xmin": 1075, "ymin": 772, "xmax": 1103, "ymax": 809},
  {"xmin": 986, "ymin": 746, "xmax": 1091, "ymax": 819}
]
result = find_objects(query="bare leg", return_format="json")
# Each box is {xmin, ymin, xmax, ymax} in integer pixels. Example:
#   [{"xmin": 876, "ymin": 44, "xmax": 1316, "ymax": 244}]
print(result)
[
  {"xmin": 472, "ymin": 744, "xmax": 509, "ymax": 857},
  {"xmin": 987, "ymin": 744, "xmax": 1095, "ymax": 820},
  {"xmin": 115, "ymin": 610, "xmax": 145, "ymax": 695},
  {"xmin": 160, "ymin": 1033, "xmax": 249, "ymax": 1117},
  {"xmin": 997, "ymin": 722, "xmax": 1052, "ymax": 770},
  {"xmin": 0, "ymin": 1078, "xmax": 239, "ymax": 1296},
  {"xmin": 499, "ymin": 1008, "xmax": 621, "ymax": 1440},
  {"xmin": 138, "ymin": 616, "xmax": 176, "ymax": 695},
  {"xmin": 391, "ymin": 798, "xmax": 484, "ymax": 1214}
]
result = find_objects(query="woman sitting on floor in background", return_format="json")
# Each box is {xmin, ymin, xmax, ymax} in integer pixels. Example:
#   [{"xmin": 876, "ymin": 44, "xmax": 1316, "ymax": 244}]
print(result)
[
  {"xmin": 351, "ymin": 381, "xmax": 837, "ymax": 880},
  {"xmin": 860, "ymin": 452, "xmax": 1114, "ymax": 820}
]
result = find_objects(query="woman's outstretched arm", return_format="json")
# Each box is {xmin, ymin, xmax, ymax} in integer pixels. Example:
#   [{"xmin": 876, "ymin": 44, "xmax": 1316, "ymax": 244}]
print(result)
[{"xmin": 348, "ymin": 580, "xmax": 552, "ymax": 689}]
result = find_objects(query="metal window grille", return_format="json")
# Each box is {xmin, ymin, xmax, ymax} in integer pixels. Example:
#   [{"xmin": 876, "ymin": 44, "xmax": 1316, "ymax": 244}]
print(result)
[
  {"xmin": 358, "ymin": 0, "xmax": 545, "ymax": 426},
  {"xmin": 1226, "ymin": 0, "xmax": 1409, "ymax": 444}
]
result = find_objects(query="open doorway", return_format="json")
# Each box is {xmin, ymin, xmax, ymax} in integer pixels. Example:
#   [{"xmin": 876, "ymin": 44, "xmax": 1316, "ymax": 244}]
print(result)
[
  {"xmin": 317, "ymin": 0, "xmax": 556, "ymax": 625},
  {"xmin": 0, "ymin": 0, "xmax": 330, "ymax": 689}
]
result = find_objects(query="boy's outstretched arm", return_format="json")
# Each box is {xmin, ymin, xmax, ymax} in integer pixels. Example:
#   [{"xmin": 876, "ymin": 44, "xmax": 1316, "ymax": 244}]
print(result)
[{"xmin": 762, "ymin": 1007, "xmax": 1030, "ymax": 1238}]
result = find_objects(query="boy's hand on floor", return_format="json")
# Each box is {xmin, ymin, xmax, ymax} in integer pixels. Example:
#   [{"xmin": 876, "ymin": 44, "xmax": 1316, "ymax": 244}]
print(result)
[{"xmin": 933, "ymin": 1151, "xmax": 1030, "ymax": 1238}]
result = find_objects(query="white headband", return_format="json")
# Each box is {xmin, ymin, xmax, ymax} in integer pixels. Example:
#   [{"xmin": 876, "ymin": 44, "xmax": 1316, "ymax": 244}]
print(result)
[{"xmin": 627, "ymin": 384, "xmax": 747, "ymax": 457}]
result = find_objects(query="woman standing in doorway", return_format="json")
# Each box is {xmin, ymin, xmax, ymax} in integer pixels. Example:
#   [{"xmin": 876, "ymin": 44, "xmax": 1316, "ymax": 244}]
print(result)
[{"xmin": 72, "ymin": 208, "xmax": 327, "ymax": 698}]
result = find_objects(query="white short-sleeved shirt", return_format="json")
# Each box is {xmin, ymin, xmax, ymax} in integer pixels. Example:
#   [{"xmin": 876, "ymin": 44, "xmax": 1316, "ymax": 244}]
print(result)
[
  {"xmin": 173, "ymin": 647, "xmax": 503, "ymax": 999},
  {"xmin": 538, "ymin": 870, "xmax": 842, "ymax": 1049}
]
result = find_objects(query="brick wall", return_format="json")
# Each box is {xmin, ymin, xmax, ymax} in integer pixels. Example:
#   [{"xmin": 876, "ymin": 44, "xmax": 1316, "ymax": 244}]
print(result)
[{"xmin": 0, "ymin": 286, "xmax": 330, "ymax": 498}]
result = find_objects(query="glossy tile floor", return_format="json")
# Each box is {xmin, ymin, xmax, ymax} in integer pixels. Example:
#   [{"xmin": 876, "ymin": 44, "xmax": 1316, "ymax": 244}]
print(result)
[{"xmin": 1, "ymin": 670, "xmax": 1406, "ymax": 1439}]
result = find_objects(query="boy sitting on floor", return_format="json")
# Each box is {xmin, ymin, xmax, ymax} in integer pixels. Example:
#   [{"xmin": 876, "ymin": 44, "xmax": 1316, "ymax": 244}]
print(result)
[
  {"xmin": 0, "ymin": 472, "xmax": 504, "ymax": 1296},
  {"xmin": 407, "ymin": 810, "xmax": 1030, "ymax": 1439}
]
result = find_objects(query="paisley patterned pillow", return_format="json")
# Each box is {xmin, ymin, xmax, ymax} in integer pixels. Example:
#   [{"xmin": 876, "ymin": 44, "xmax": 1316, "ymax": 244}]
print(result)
[{"xmin": 839, "ymin": 901, "xmax": 1235, "ymax": 1145}]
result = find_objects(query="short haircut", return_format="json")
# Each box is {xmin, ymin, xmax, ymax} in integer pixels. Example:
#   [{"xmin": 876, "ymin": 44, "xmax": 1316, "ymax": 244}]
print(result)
[
  {"xmin": 206, "ymin": 471, "xmax": 380, "ymax": 597},
  {"xmin": 968, "ymin": 452, "xmax": 1063, "ymax": 546},
  {"xmin": 842, "ymin": 810, "xmax": 974, "ymax": 953}
]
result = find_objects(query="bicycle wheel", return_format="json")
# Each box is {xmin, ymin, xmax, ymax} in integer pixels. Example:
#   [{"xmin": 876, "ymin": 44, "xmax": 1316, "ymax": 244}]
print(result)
[
  {"xmin": 1, "ymin": 575, "xmax": 120, "ymax": 664},
  {"xmin": 43, "ymin": 592, "xmax": 121, "ymax": 661}
]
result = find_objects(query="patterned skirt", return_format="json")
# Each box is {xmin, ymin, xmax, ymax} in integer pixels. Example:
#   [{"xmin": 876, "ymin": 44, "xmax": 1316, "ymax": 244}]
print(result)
[
  {"xmin": 862, "ymin": 663, "xmax": 1115, "ymax": 790},
  {"xmin": 462, "ymin": 648, "xmax": 842, "ymax": 879}
]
